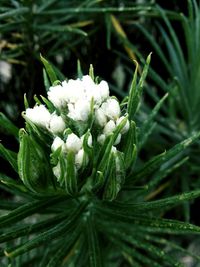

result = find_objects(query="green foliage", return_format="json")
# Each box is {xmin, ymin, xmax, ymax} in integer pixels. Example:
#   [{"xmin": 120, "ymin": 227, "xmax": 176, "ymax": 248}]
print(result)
[
  {"xmin": 1, "ymin": 1, "xmax": 200, "ymax": 266},
  {"xmin": 1, "ymin": 58, "xmax": 200, "ymax": 266}
]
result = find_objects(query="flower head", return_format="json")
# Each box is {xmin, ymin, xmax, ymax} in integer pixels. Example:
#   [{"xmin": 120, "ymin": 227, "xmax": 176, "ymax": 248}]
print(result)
[
  {"xmin": 101, "ymin": 98, "xmax": 121, "ymax": 120},
  {"xmin": 65, "ymin": 133, "xmax": 82, "ymax": 153},
  {"xmin": 23, "ymin": 68, "xmax": 131, "ymax": 199},
  {"xmin": 25, "ymin": 105, "xmax": 51, "ymax": 127},
  {"xmin": 51, "ymin": 136, "xmax": 65, "ymax": 152},
  {"xmin": 48, "ymin": 113, "xmax": 66, "ymax": 134},
  {"xmin": 47, "ymin": 84, "xmax": 67, "ymax": 109}
]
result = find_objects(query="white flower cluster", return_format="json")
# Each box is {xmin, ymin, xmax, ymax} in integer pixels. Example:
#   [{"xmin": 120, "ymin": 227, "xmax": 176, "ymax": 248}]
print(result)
[
  {"xmin": 48, "ymin": 75, "xmax": 109, "ymax": 122},
  {"xmin": 95, "ymin": 98, "xmax": 130, "ymax": 145},
  {"xmin": 25, "ymin": 105, "xmax": 66, "ymax": 135},
  {"xmin": 51, "ymin": 133, "xmax": 92, "ymax": 179},
  {"xmin": 24, "ymin": 75, "xmax": 130, "ymax": 178}
]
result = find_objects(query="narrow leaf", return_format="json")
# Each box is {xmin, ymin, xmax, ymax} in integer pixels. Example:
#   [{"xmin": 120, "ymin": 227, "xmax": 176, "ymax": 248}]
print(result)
[
  {"xmin": 0, "ymin": 144, "xmax": 18, "ymax": 172},
  {"xmin": 0, "ymin": 113, "xmax": 19, "ymax": 138},
  {"xmin": 40, "ymin": 54, "xmax": 58, "ymax": 85},
  {"xmin": 86, "ymin": 216, "xmax": 102, "ymax": 267}
]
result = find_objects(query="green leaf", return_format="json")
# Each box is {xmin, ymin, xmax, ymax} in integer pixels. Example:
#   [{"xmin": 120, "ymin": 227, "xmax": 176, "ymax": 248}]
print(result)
[
  {"xmin": 103, "ymin": 152, "xmax": 117, "ymax": 201},
  {"xmin": 18, "ymin": 129, "xmax": 54, "ymax": 192},
  {"xmin": 141, "ymin": 233, "xmax": 200, "ymax": 262},
  {"xmin": 127, "ymin": 54, "xmax": 151, "ymax": 118},
  {"xmin": 0, "ymin": 197, "xmax": 63, "ymax": 228},
  {"xmin": 86, "ymin": 215, "xmax": 102, "ymax": 267},
  {"xmin": 97, "ymin": 116, "xmax": 128, "ymax": 173},
  {"xmin": 0, "ymin": 144, "xmax": 18, "ymax": 172},
  {"xmin": 121, "ymin": 120, "xmax": 137, "ymax": 169},
  {"xmin": 127, "ymin": 130, "xmax": 200, "ymax": 184},
  {"xmin": 103, "ymin": 151, "xmax": 125, "ymax": 201},
  {"xmin": 0, "ymin": 7, "xmax": 29, "ymax": 20},
  {"xmin": 77, "ymin": 60, "xmax": 83, "ymax": 78},
  {"xmin": 66, "ymin": 151, "xmax": 78, "ymax": 195},
  {"xmin": 0, "ymin": 200, "xmax": 23, "ymax": 211},
  {"xmin": 43, "ymin": 68, "xmax": 51, "ymax": 92},
  {"xmin": 139, "ymin": 93, "xmax": 168, "ymax": 147},
  {"xmin": 104, "ymin": 189, "xmax": 200, "ymax": 213},
  {"xmin": 0, "ymin": 212, "xmax": 69, "ymax": 243},
  {"xmin": 89, "ymin": 64, "xmax": 94, "ymax": 80},
  {"xmin": 108, "ymin": 235, "xmax": 164, "ymax": 267},
  {"xmin": 0, "ymin": 113, "xmax": 19, "ymax": 138},
  {"xmin": 4, "ymin": 202, "xmax": 87, "ymax": 258},
  {"xmin": 46, "ymin": 225, "xmax": 81, "ymax": 267},
  {"xmin": 40, "ymin": 54, "xmax": 58, "ymax": 85},
  {"xmin": 0, "ymin": 173, "xmax": 27, "ymax": 195},
  {"xmin": 122, "ymin": 238, "xmax": 162, "ymax": 267}
]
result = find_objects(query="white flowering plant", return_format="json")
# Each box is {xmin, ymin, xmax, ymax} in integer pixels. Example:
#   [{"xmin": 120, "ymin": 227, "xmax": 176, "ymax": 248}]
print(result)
[
  {"xmin": 20, "ymin": 59, "xmax": 132, "ymax": 200},
  {"xmin": 1, "ymin": 55, "xmax": 200, "ymax": 266}
]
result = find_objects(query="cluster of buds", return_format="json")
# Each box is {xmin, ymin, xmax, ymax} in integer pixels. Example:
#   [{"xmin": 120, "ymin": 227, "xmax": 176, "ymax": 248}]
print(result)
[
  {"xmin": 25, "ymin": 75, "xmax": 129, "ymax": 166},
  {"xmin": 20, "ymin": 71, "xmax": 133, "ymax": 199},
  {"xmin": 17, "ymin": 54, "xmax": 151, "ymax": 199}
]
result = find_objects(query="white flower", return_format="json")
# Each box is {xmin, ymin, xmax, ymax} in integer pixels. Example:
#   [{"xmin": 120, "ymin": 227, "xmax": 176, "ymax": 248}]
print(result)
[
  {"xmin": 67, "ymin": 100, "xmax": 90, "ymax": 121},
  {"xmin": 48, "ymin": 114, "xmax": 66, "ymax": 134},
  {"xmin": 47, "ymin": 84, "xmax": 67, "ymax": 108},
  {"xmin": 87, "ymin": 134, "xmax": 92, "ymax": 147},
  {"xmin": 80, "ymin": 76, "xmax": 100, "ymax": 104},
  {"xmin": 101, "ymin": 98, "xmax": 121, "ymax": 120},
  {"xmin": 74, "ymin": 100, "xmax": 90, "ymax": 121},
  {"xmin": 65, "ymin": 133, "xmax": 82, "ymax": 153},
  {"xmin": 97, "ymin": 134, "xmax": 106, "ymax": 145},
  {"xmin": 103, "ymin": 120, "xmax": 116, "ymax": 136},
  {"xmin": 62, "ymin": 79, "xmax": 85, "ymax": 103},
  {"xmin": 99, "ymin": 80, "xmax": 109, "ymax": 101},
  {"xmin": 51, "ymin": 136, "xmax": 65, "ymax": 152},
  {"xmin": 116, "ymin": 116, "xmax": 130, "ymax": 134},
  {"xmin": 115, "ymin": 154, "xmax": 121, "ymax": 172},
  {"xmin": 81, "ymin": 75, "xmax": 95, "ymax": 93},
  {"xmin": 75, "ymin": 149, "xmax": 88, "ymax": 169},
  {"xmin": 53, "ymin": 163, "xmax": 61, "ymax": 179},
  {"xmin": 95, "ymin": 108, "xmax": 107, "ymax": 127},
  {"xmin": 111, "ymin": 146, "xmax": 117, "ymax": 154},
  {"xmin": 25, "ymin": 105, "xmax": 51, "ymax": 127},
  {"xmin": 114, "ymin": 133, "xmax": 121, "ymax": 145}
]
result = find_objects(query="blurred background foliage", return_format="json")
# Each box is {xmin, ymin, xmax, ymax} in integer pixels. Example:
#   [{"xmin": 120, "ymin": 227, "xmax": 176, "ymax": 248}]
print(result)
[{"xmin": 0, "ymin": 0, "xmax": 185, "ymax": 121}]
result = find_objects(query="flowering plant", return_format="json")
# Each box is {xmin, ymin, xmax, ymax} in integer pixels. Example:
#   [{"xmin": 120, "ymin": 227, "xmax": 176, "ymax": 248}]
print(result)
[
  {"xmin": 1, "ymin": 55, "xmax": 200, "ymax": 266},
  {"xmin": 20, "ymin": 62, "xmax": 131, "ymax": 200}
]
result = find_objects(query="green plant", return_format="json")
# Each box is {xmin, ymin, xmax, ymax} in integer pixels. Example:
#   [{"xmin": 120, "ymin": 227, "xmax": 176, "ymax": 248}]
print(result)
[
  {"xmin": 0, "ymin": 0, "xmax": 155, "ymax": 121},
  {"xmin": 1, "ymin": 56, "xmax": 200, "ymax": 266},
  {"xmin": 104, "ymin": 0, "xmax": 200, "ymax": 221}
]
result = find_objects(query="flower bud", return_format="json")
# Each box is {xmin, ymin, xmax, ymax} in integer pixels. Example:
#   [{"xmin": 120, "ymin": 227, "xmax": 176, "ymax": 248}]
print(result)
[
  {"xmin": 65, "ymin": 133, "xmax": 82, "ymax": 153},
  {"xmin": 114, "ymin": 133, "xmax": 121, "ymax": 145},
  {"xmin": 62, "ymin": 79, "xmax": 85, "ymax": 103},
  {"xmin": 25, "ymin": 105, "xmax": 51, "ymax": 127},
  {"xmin": 116, "ymin": 116, "xmax": 130, "ymax": 134},
  {"xmin": 101, "ymin": 98, "xmax": 121, "ymax": 120},
  {"xmin": 87, "ymin": 134, "xmax": 92, "ymax": 148},
  {"xmin": 74, "ymin": 100, "xmax": 90, "ymax": 121},
  {"xmin": 81, "ymin": 75, "xmax": 102, "ymax": 105},
  {"xmin": 95, "ymin": 108, "xmax": 107, "ymax": 127},
  {"xmin": 47, "ymin": 84, "xmax": 67, "ymax": 108},
  {"xmin": 51, "ymin": 136, "xmax": 65, "ymax": 152},
  {"xmin": 53, "ymin": 162, "xmax": 61, "ymax": 179},
  {"xmin": 103, "ymin": 120, "xmax": 116, "ymax": 136},
  {"xmin": 49, "ymin": 114, "xmax": 66, "ymax": 134},
  {"xmin": 99, "ymin": 80, "xmax": 109, "ymax": 101},
  {"xmin": 97, "ymin": 134, "xmax": 106, "ymax": 145},
  {"xmin": 111, "ymin": 146, "xmax": 117, "ymax": 154},
  {"xmin": 75, "ymin": 149, "xmax": 88, "ymax": 169}
]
